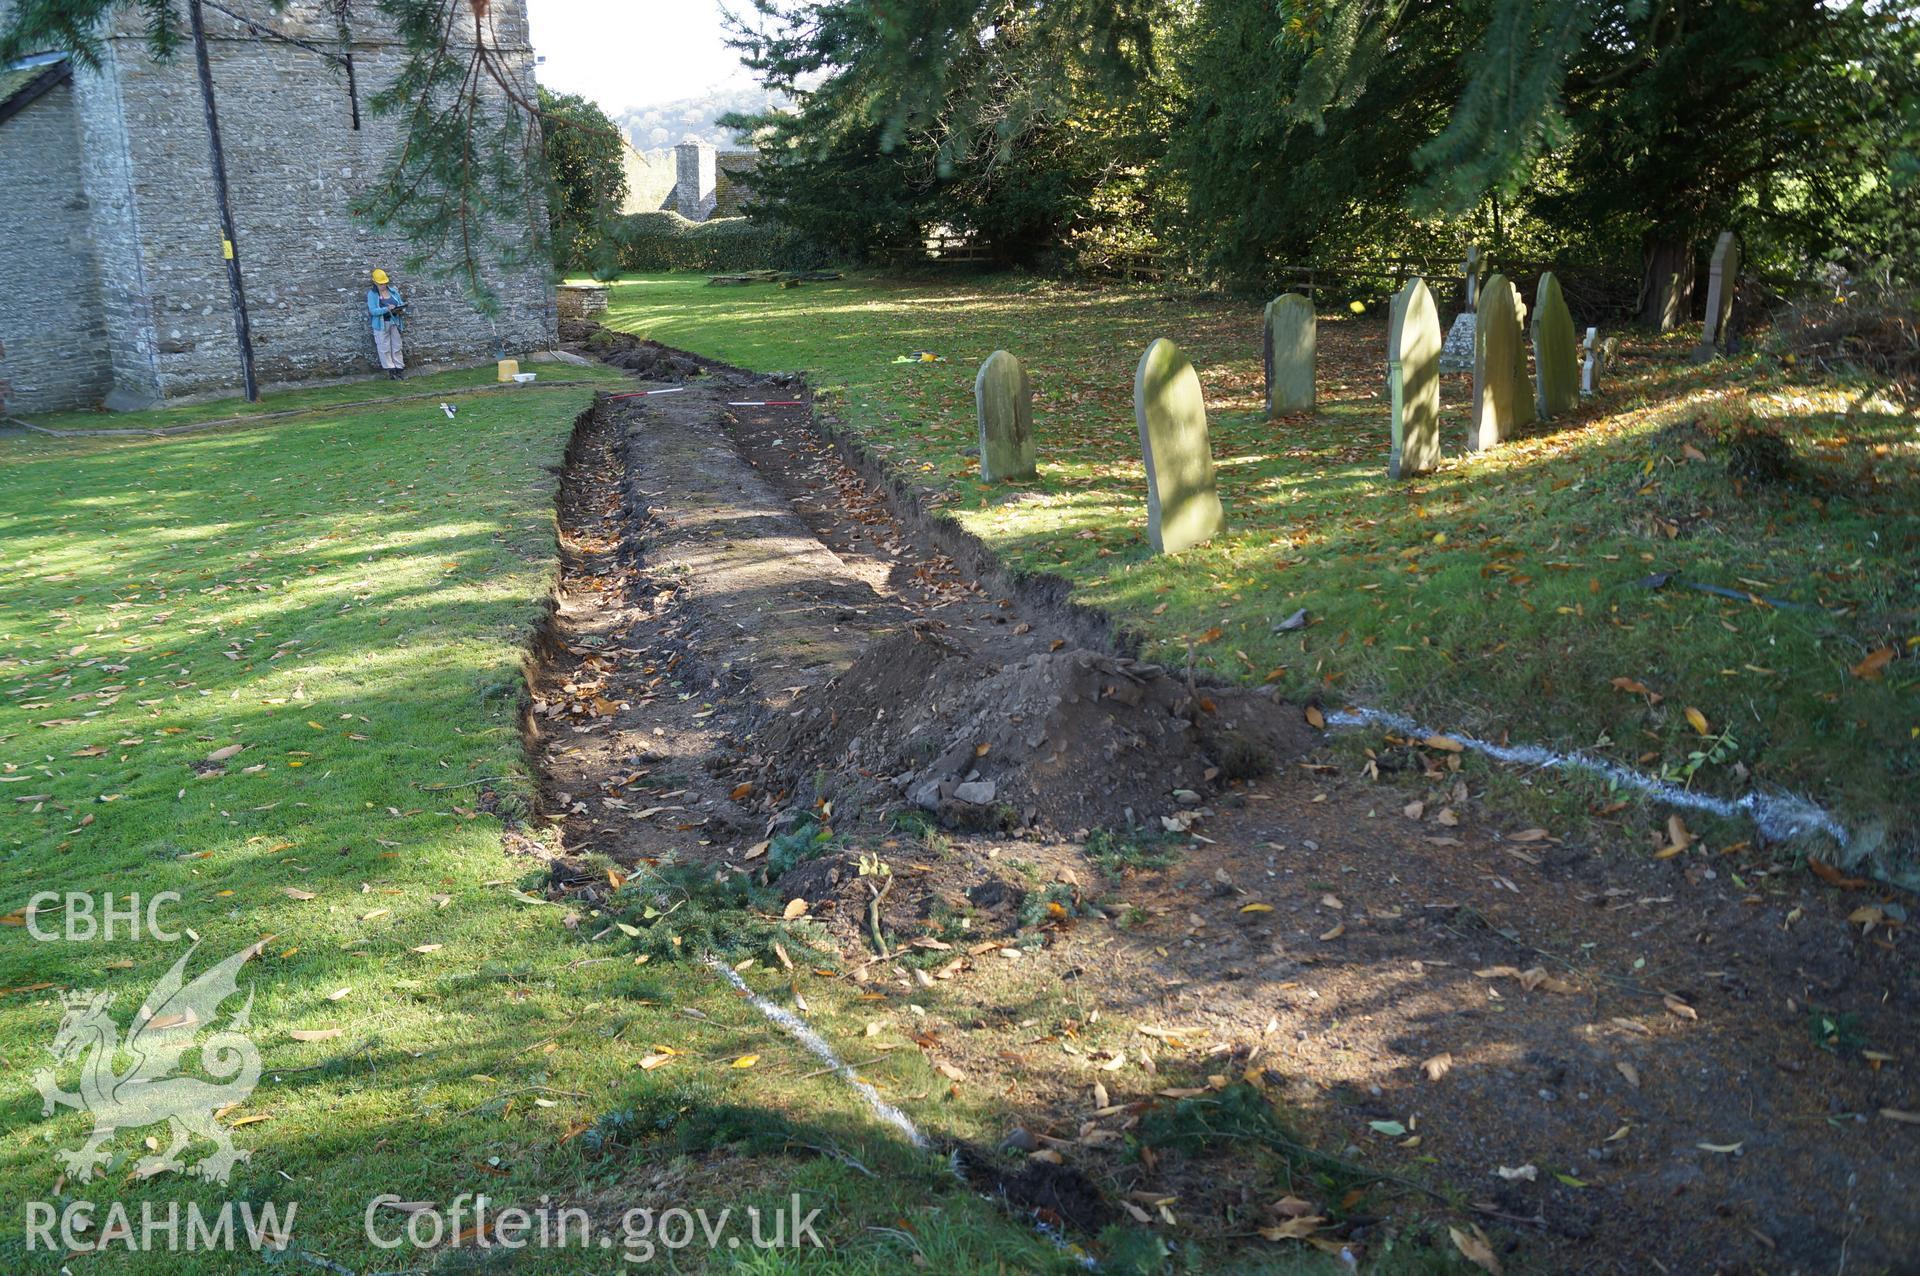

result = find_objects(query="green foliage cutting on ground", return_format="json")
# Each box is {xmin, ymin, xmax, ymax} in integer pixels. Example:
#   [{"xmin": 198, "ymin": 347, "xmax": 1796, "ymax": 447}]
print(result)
[
  {"xmin": 0, "ymin": 371, "xmax": 1078, "ymax": 1274},
  {"xmin": 603, "ymin": 271, "xmax": 1918, "ymax": 873}
]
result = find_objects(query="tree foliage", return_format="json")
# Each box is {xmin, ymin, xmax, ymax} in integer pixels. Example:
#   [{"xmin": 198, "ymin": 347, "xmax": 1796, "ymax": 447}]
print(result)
[
  {"xmin": 723, "ymin": 0, "xmax": 1920, "ymax": 284},
  {"xmin": 538, "ymin": 86, "xmax": 627, "ymax": 274}
]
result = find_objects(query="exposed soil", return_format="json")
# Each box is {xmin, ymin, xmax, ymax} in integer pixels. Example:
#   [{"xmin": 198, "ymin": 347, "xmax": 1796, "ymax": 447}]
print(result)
[{"xmin": 526, "ymin": 335, "xmax": 1919, "ymax": 1274}]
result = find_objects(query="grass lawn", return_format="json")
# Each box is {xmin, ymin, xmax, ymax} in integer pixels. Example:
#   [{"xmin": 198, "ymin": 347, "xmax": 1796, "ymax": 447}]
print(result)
[
  {"xmin": 0, "ymin": 371, "xmax": 1077, "ymax": 1273},
  {"xmin": 602, "ymin": 271, "xmax": 1919, "ymax": 875}
]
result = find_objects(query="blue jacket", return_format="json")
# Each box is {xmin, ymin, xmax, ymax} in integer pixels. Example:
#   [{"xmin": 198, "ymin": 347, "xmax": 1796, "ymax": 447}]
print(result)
[{"xmin": 366, "ymin": 286, "xmax": 406, "ymax": 333}]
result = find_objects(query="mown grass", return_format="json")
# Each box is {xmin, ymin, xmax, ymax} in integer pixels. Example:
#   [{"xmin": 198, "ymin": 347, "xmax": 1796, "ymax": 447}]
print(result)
[
  {"xmin": 0, "ymin": 372, "xmax": 1084, "ymax": 1273},
  {"xmin": 602, "ymin": 272, "xmax": 1919, "ymax": 871}
]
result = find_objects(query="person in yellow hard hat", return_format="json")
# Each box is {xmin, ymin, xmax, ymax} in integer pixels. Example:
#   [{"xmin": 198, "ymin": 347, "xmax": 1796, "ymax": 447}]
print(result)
[{"xmin": 366, "ymin": 268, "xmax": 407, "ymax": 379}]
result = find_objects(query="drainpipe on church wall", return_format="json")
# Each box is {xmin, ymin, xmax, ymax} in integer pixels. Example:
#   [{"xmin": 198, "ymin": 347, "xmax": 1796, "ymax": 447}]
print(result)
[{"xmin": 187, "ymin": 0, "xmax": 259, "ymax": 402}]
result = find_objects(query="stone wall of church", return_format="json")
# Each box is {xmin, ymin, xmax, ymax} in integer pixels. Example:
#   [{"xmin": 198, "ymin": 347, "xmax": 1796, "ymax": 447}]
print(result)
[
  {"xmin": 3, "ymin": 1, "xmax": 556, "ymax": 410},
  {"xmin": 0, "ymin": 73, "xmax": 113, "ymax": 414}
]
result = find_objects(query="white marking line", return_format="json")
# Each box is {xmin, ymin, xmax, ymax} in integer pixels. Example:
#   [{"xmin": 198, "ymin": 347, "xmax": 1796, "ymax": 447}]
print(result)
[
  {"xmin": 1326, "ymin": 706, "xmax": 1850, "ymax": 846},
  {"xmin": 607, "ymin": 386, "xmax": 687, "ymax": 400},
  {"xmin": 707, "ymin": 957, "xmax": 928, "ymax": 1148}
]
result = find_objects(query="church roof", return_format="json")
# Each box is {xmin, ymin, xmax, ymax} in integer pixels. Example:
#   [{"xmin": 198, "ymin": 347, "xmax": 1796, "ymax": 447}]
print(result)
[{"xmin": 0, "ymin": 53, "xmax": 70, "ymax": 127}]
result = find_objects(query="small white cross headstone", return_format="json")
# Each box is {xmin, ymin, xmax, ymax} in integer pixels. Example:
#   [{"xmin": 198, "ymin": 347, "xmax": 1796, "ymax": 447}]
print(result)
[{"xmin": 1580, "ymin": 327, "xmax": 1600, "ymax": 395}]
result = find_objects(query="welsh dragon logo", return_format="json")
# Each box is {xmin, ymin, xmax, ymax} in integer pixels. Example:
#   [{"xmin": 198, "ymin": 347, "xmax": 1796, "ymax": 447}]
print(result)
[{"xmin": 33, "ymin": 942, "xmax": 263, "ymax": 1185}]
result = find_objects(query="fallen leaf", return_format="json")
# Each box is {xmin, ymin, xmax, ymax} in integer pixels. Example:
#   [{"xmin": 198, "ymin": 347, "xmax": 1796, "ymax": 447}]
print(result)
[
  {"xmin": 1259, "ymin": 1215, "xmax": 1327, "ymax": 1242},
  {"xmin": 1696, "ymin": 1141, "xmax": 1743, "ymax": 1154},
  {"xmin": 1368, "ymin": 1120, "xmax": 1407, "ymax": 1137},
  {"xmin": 1318, "ymin": 923, "xmax": 1345, "ymax": 941},
  {"xmin": 289, "ymin": 1028, "xmax": 342, "ymax": 1042},
  {"xmin": 1850, "ymin": 647, "xmax": 1895, "ymax": 681},
  {"xmin": 1609, "ymin": 676, "xmax": 1662, "ymax": 703},
  {"xmin": 1685, "ymin": 706, "xmax": 1710, "ymax": 735},
  {"xmin": 730, "ymin": 782, "xmax": 754, "ymax": 800},
  {"xmin": 1305, "ymin": 706, "xmax": 1325, "ymax": 729},
  {"xmin": 1424, "ymin": 735, "xmax": 1465, "ymax": 753},
  {"xmin": 1807, "ymin": 858, "xmax": 1869, "ymax": 889},
  {"xmin": 1663, "ymin": 994, "xmax": 1698, "ymax": 1021},
  {"xmin": 730, "ymin": 1054, "xmax": 759, "ymax": 1069},
  {"xmin": 1422, "ymin": 1053, "xmax": 1453, "ymax": 1082},
  {"xmin": 1240, "ymin": 902, "xmax": 1274, "ymax": 913},
  {"xmin": 282, "ymin": 887, "xmax": 316, "ymax": 901},
  {"xmin": 1493, "ymin": 1164, "xmax": 1537, "ymax": 1181},
  {"xmin": 1449, "ymin": 1223, "xmax": 1503, "ymax": 1275},
  {"xmin": 782, "ymin": 898, "xmax": 808, "ymax": 920},
  {"xmin": 1879, "ymin": 1108, "xmax": 1920, "ymax": 1125},
  {"xmin": 936, "ymin": 1061, "xmax": 966, "ymax": 1082},
  {"xmin": 1616, "ymin": 1060, "xmax": 1641, "ymax": 1089}
]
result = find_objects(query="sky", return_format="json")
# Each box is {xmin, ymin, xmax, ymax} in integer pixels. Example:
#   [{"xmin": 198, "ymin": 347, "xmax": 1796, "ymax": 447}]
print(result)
[{"xmin": 527, "ymin": 0, "xmax": 756, "ymax": 114}]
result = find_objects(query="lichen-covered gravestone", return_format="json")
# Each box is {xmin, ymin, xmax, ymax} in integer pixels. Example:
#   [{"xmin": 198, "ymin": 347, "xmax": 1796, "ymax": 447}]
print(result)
[
  {"xmin": 1387, "ymin": 278, "xmax": 1442, "ymax": 480},
  {"xmin": 1471, "ymin": 273, "xmax": 1523, "ymax": 450},
  {"xmin": 1134, "ymin": 338, "xmax": 1227, "ymax": 553},
  {"xmin": 1697, "ymin": 231, "xmax": 1740, "ymax": 356},
  {"xmin": 974, "ymin": 349, "xmax": 1037, "ymax": 481},
  {"xmin": 1532, "ymin": 272, "xmax": 1579, "ymax": 418},
  {"xmin": 1263, "ymin": 293, "xmax": 1316, "ymax": 416}
]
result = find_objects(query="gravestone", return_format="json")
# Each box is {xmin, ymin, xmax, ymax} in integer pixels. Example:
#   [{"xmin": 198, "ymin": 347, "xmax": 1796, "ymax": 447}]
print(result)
[
  {"xmin": 1580, "ymin": 327, "xmax": 1599, "ymax": 395},
  {"xmin": 1439, "ymin": 312, "xmax": 1477, "ymax": 372},
  {"xmin": 1697, "ymin": 231, "xmax": 1740, "ymax": 356},
  {"xmin": 1463, "ymin": 245, "xmax": 1483, "ymax": 311},
  {"xmin": 974, "ymin": 349, "xmax": 1037, "ymax": 481},
  {"xmin": 1532, "ymin": 272, "xmax": 1579, "ymax": 418},
  {"xmin": 1471, "ymin": 273, "xmax": 1522, "ymax": 450},
  {"xmin": 1509, "ymin": 279, "xmax": 1537, "ymax": 429},
  {"xmin": 1387, "ymin": 278, "xmax": 1442, "ymax": 481},
  {"xmin": 1134, "ymin": 338, "xmax": 1227, "ymax": 554},
  {"xmin": 1263, "ymin": 293, "xmax": 1316, "ymax": 415}
]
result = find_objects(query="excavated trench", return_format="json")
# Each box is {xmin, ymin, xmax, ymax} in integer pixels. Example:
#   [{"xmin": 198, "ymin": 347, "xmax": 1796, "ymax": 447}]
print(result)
[{"xmin": 529, "ymin": 332, "xmax": 1313, "ymax": 887}]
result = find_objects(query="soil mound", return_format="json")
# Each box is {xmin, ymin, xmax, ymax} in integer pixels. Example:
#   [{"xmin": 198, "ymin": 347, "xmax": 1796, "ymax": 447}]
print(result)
[
  {"xmin": 597, "ymin": 335, "xmax": 707, "ymax": 380},
  {"xmin": 760, "ymin": 628, "xmax": 1314, "ymax": 833}
]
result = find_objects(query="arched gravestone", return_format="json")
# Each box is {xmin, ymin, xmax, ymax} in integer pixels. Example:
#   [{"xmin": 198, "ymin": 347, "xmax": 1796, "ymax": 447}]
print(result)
[
  {"xmin": 1387, "ymin": 278, "xmax": 1442, "ymax": 480},
  {"xmin": 1471, "ymin": 272, "xmax": 1523, "ymax": 450},
  {"xmin": 1263, "ymin": 293, "xmax": 1316, "ymax": 416},
  {"xmin": 975, "ymin": 350, "xmax": 1037, "ymax": 481},
  {"xmin": 1532, "ymin": 272, "xmax": 1579, "ymax": 419},
  {"xmin": 1134, "ymin": 339, "xmax": 1227, "ymax": 554}
]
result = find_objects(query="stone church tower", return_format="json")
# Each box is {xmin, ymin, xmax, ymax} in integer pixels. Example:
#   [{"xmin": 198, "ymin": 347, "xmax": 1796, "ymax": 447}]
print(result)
[{"xmin": 0, "ymin": 0, "xmax": 555, "ymax": 414}]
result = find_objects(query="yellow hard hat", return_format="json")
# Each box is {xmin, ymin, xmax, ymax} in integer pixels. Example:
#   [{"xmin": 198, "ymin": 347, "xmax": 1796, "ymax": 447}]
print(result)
[{"xmin": 371, "ymin": 268, "xmax": 389, "ymax": 284}]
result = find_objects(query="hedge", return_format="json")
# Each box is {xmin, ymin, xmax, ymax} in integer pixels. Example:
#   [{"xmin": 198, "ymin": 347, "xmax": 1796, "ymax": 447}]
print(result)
[{"xmin": 610, "ymin": 211, "xmax": 821, "ymax": 273}]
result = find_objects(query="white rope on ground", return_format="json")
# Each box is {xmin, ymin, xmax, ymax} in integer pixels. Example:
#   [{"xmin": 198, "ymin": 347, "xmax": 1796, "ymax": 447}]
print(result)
[
  {"xmin": 706, "ymin": 957, "xmax": 928, "ymax": 1148},
  {"xmin": 1324, "ymin": 705, "xmax": 1851, "ymax": 846}
]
